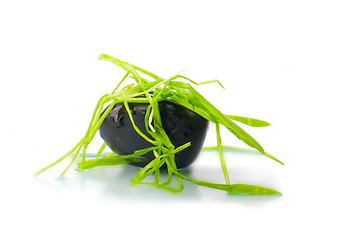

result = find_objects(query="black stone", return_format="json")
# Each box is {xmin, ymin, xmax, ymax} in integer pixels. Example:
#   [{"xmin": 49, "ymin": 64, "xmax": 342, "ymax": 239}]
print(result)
[{"xmin": 99, "ymin": 101, "xmax": 209, "ymax": 168}]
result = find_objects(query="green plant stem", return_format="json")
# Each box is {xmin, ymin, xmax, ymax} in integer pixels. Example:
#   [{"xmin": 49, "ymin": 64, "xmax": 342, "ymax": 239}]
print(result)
[
  {"xmin": 96, "ymin": 142, "xmax": 107, "ymax": 158},
  {"xmin": 216, "ymin": 123, "xmax": 230, "ymax": 185}
]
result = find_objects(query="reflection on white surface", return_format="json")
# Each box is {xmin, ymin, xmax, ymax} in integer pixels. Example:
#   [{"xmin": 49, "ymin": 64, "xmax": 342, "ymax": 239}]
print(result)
[
  {"xmin": 0, "ymin": 148, "xmax": 285, "ymax": 240},
  {"xmin": 33, "ymin": 150, "xmax": 283, "ymax": 205}
]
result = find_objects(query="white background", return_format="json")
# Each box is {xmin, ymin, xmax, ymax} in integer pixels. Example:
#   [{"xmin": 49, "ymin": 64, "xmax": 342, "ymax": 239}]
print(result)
[{"xmin": 1, "ymin": 0, "xmax": 359, "ymax": 239}]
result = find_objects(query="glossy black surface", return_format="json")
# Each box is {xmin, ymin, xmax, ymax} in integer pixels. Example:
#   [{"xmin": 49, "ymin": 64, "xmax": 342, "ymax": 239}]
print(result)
[{"xmin": 99, "ymin": 101, "xmax": 209, "ymax": 168}]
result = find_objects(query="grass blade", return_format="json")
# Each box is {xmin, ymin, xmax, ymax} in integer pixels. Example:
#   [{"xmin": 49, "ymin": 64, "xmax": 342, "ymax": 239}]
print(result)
[
  {"xmin": 78, "ymin": 155, "xmax": 150, "ymax": 169},
  {"xmin": 228, "ymin": 184, "xmax": 281, "ymax": 195},
  {"xmin": 226, "ymin": 115, "xmax": 271, "ymax": 127}
]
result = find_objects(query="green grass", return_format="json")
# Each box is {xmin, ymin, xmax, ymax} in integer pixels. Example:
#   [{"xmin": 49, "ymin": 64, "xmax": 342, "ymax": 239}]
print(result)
[{"xmin": 35, "ymin": 54, "xmax": 283, "ymax": 195}]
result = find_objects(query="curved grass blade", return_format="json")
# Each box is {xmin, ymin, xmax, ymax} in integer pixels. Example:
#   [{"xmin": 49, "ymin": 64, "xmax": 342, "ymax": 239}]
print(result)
[
  {"xmin": 78, "ymin": 155, "xmax": 150, "ymax": 169},
  {"xmin": 112, "ymin": 71, "xmax": 130, "ymax": 94},
  {"xmin": 227, "ymin": 184, "xmax": 281, "ymax": 195},
  {"xmin": 202, "ymin": 145, "xmax": 284, "ymax": 165},
  {"xmin": 226, "ymin": 115, "xmax": 271, "ymax": 127},
  {"xmin": 99, "ymin": 54, "xmax": 163, "ymax": 81},
  {"xmin": 171, "ymin": 168, "xmax": 281, "ymax": 195},
  {"xmin": 202, "ymin": 145, "xmax": 260, "ymax": 153},
  {"xmin": 78, "ymin": 146, "xmax": 158, "ymax": 169},
  {"xmin": 169, "ymin": 74, "xmax": 225, "ymax": 89}
]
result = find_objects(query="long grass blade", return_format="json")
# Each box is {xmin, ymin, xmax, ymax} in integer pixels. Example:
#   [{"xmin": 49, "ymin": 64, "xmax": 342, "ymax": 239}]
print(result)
[{"xmin": 226, "ymin": 115, "xmax": 271, "ymax": 127}]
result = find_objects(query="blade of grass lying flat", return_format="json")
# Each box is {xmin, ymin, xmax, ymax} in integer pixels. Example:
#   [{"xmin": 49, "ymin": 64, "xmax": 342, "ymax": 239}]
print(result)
[
  {"xmin": 227, "ymin": 184, "xmax": 281, "ymax": 195},
  {"xmin": 78, "ymin": 156, "xmax": 150, "ymax": 169},
  {"xmin": 202, "ymin": 145, "xmax": 260, "ymax": 153},
  {"xmin": 226, "ymin": 115, "xmax": 271, "ymax": 127},
  {"xmin": 78, "ymin": 146, "xmax": 158, "ymax": 169},
  {"xmin": 202, "ymin": 146, "xmax": 284, "ymax": 165},
  {"xmin": 172, "ymin": 168, "xmax": 281, "ymax": 195}
]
